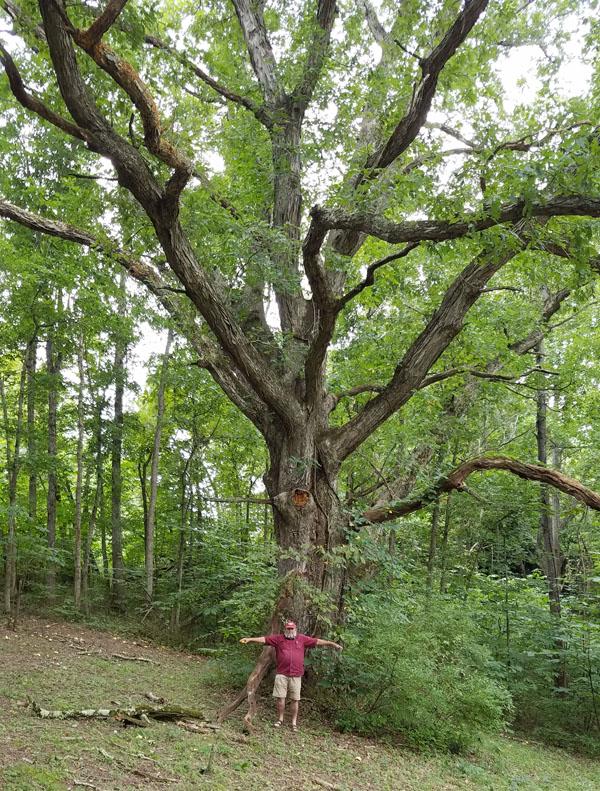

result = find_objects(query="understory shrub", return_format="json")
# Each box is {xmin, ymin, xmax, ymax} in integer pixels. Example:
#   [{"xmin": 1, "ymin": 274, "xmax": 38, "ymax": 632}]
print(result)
[{"xmin": 311, "ymin": 590, "xmax": 512, "ymax": 752}]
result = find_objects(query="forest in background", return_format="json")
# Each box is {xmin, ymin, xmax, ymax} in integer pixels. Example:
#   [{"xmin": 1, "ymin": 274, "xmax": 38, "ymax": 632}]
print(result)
[{"xmin": 0, "ymin": 0, "xmax": 600, "ymax": 756}]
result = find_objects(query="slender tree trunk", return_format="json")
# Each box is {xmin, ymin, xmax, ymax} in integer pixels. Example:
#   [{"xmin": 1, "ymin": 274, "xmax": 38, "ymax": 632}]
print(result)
[
  {"xmin": 439, "ymin": 493, "xmax": 453, "ymax": 594},
  {"xmin": 145, "ymin": 328, "xmax": 173, "ymax": 604},
  {"xmin": 73, "ymin": 336, "xmax": 85, "ymax": 609},
  {"xmin": 171, "ymin": 471, "xmax": 189, "ymax": 632},
  {"xmin": 82, "ymin": 396, "xmax": 104, "ymax": 610},
  {"xmin": 26, "ymin": 334, "xmax": 37, "ymax": 522},
  {"xmin": 535, "ymin": 340, "xmax": 566, "ymax": 689},
  {"xmin": 1, "ymin": 364, "xmax": 27, "ymax": 612},
  {"xmin": 110, "ymin": 272, "xmax": 127, "ymax": 609},
  {"xmin": 138, "ymin": 452, "xmax": 150, "ymax": 563},
  {"xmin": 171, "ymin": 433, "xmax": 198, "ymax": 631},
  {"xmin": 46, "ymin": 327, "xmax": 61, "ymax": 600},
  {"xmin": 100, "ymin": 494, "xmax": 109, "ymax": 584},
  {"xmin": 426, "ymin": 497, "xmax": 441, "ymax": 591}
]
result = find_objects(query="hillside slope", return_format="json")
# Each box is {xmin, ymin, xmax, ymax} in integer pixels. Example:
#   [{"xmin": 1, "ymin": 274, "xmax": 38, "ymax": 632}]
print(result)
[{"xmin": 1, "ymin": 617, "xmax": 599, "ymax": 790}]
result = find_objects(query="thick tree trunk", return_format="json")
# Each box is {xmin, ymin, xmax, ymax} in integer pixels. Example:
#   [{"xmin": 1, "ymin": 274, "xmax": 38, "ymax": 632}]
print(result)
[
  {"xmin": 219, "ymin": 425, "xmax": 344, "ymax": 726},
  {"xmin": 111, "ymin": 271, "xmax": 127, "ymax": 609},
  {"xmin": 145, "ymin": 328, "xmax": 173, "ymax": 603}
]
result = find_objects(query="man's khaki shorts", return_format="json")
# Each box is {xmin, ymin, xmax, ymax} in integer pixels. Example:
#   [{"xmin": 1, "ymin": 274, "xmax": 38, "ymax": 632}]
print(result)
[{"xmin": 272, "ymin": 673, "xmax": 302, "ymax": 700}]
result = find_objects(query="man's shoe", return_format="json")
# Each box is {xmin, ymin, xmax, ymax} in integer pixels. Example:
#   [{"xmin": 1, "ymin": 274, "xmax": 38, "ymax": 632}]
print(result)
[{"xmin": 274, "ymin": 720, "xmax": 283, "ymax": 728}]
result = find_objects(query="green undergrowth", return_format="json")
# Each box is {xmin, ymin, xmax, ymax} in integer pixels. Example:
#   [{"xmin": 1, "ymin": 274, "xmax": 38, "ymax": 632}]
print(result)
[{"xmin": 2, "ymin": 617, "xmax": 600, "ymax": 789}]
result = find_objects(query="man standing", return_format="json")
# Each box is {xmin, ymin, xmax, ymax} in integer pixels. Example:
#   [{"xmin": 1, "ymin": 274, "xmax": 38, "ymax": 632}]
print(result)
[{"xmin": 240, "ymin": 621, "xmax": 342, "ymax": 731}]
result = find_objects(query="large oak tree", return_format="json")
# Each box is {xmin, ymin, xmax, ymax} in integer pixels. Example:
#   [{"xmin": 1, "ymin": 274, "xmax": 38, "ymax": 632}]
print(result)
[{"xmin": 1, "ymin": 0, "xmax": 599, "ymax": 719}]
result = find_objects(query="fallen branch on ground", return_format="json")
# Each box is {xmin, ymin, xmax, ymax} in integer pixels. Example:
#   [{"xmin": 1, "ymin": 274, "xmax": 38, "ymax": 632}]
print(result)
[
  {"xmin": 29, "ymin": 700, "xmax": 206, "ymax": 727},
  {"xmin": 111, "ymin": 652, "xmax": 157, "ymax": 663}
]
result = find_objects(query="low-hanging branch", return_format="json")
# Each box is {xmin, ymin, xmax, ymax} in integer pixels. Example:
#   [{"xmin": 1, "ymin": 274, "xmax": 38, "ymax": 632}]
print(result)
[{"xmin": 361, "ymin": 455, "xmax": 600, "ymax": 524}]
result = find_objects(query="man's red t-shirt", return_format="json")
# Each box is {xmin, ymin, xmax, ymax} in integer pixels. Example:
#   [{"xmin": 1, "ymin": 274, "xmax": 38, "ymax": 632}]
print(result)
[{"xmin": 264, "ymin": 633, "xmax": 318, "ymax": 677}]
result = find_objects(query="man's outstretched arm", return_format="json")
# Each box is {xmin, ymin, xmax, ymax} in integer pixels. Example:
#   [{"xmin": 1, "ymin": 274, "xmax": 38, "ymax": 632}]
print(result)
[
  {"xmin": 315, "ymin": 639, "xmax": 343, "ymax": 650},
  {"xmin": 240, "ymin": 636, "xmax": 267, "ymax": 644}
]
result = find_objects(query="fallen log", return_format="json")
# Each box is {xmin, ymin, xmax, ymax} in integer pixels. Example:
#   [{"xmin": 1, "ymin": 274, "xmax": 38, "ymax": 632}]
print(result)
[
  {"xmin": 29, "ymin": 700, "xmax": 206, "ymax": 726},
  {"xmin": 111, "ymin": 652, "xmax": 157, "ymax": 664}
]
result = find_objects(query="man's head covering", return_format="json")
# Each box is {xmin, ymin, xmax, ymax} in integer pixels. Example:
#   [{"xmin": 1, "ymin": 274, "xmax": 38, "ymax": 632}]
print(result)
[{"xmin": 284, "ymin": 620, "xmax": 297, "ymax": 630}]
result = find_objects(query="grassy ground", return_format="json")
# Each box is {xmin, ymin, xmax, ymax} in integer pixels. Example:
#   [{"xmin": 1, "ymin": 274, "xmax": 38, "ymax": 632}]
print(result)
[{"xmin": 2, "ymin": 616, "xmax": 600, "ymax": 790}]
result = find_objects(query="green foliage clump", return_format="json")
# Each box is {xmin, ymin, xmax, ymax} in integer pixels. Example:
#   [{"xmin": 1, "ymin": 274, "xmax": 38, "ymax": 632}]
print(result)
[{"xmin": 312, "ymin": 591, "xmax": 512, "ymax": 753}]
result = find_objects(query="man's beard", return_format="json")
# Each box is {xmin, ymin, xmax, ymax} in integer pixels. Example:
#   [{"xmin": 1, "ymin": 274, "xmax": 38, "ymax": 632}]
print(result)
[{"xmin": 284, "ymin": 633, "xmax": 296, "ymax": 640}]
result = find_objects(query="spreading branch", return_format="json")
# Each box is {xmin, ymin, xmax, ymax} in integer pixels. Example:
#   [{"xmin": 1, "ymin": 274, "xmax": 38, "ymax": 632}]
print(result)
[
  {"xmin": 338, "ymin": 243, "xmax": 419, "ymax": 307},
  {"xmin": 361, "ymin": 455, "xmax": 600, "ymax": 523},
  {"xmin": 311, "ymin": 195, "xmax": 600, "ymax": 246},
  {"xmin": 0, "ymin": 198, "xmax": 269, "ymax": 432},
  {"xmin": 328, "ymin": 246, "xmax": 519, "ymax": 461},
  {"xmin": 77, "ymin": 0, "xmax": 128, "ymax": 47},
  {"xmin": 357, "ymin": 0, "xmax": 489, "ymax": 182},
  {"xmin": 0, "ymin": 43, "xmax": 87, "ymax": 140},
  {"xmin": 419, "ymin": 365, "xmax": 557, "ymax": 390},
  {"xmin": 143, "ymin": 34, "xmax": 273, "ymax": 128}
]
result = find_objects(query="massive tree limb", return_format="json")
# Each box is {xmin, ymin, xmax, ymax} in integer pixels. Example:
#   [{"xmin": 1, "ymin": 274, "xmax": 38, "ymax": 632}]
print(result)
[
  {"xmin": 361, "ymin": 456, "xmax": 600, "ymax": 523},
  {"xmin": 328, "ymin": 246, "xmax": 519, "ymax": 461},
  {"xmin": 0, "ymin": 198, "xmax": 269, "ymax": 432},
  {"xmin": 311, "ymin": 195, "xmax": 600, "ymax": 246},
  {"xmin": 232, "ymin": 0, "xmax": 283, "ymax": 105},
  {"xmin": 30, "ymin": 0, "xmax": 302, "ymax": 429},
  {"xmin": 358, "ymin": 0, "xmax": 489, "ymax": 182}
]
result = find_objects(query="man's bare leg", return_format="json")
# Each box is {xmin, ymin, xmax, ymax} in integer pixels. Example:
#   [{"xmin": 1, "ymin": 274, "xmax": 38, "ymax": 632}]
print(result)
[
  {"xmin": 275, "ymin": 697, "xmax": 285, "ymax": 725},
  {"xmin": 290, "ymin": 700, "xmax": 299, "ymax": 729}
]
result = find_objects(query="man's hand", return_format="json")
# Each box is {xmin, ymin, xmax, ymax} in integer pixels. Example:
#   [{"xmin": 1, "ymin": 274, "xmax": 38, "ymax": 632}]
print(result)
[
  {"xmin": 332, "ymin": 642, "xmax": 343, "ymax": 651},
  {"xmin": 240, "ymin": 638, "xmax": 250, "ymax": 644}
]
